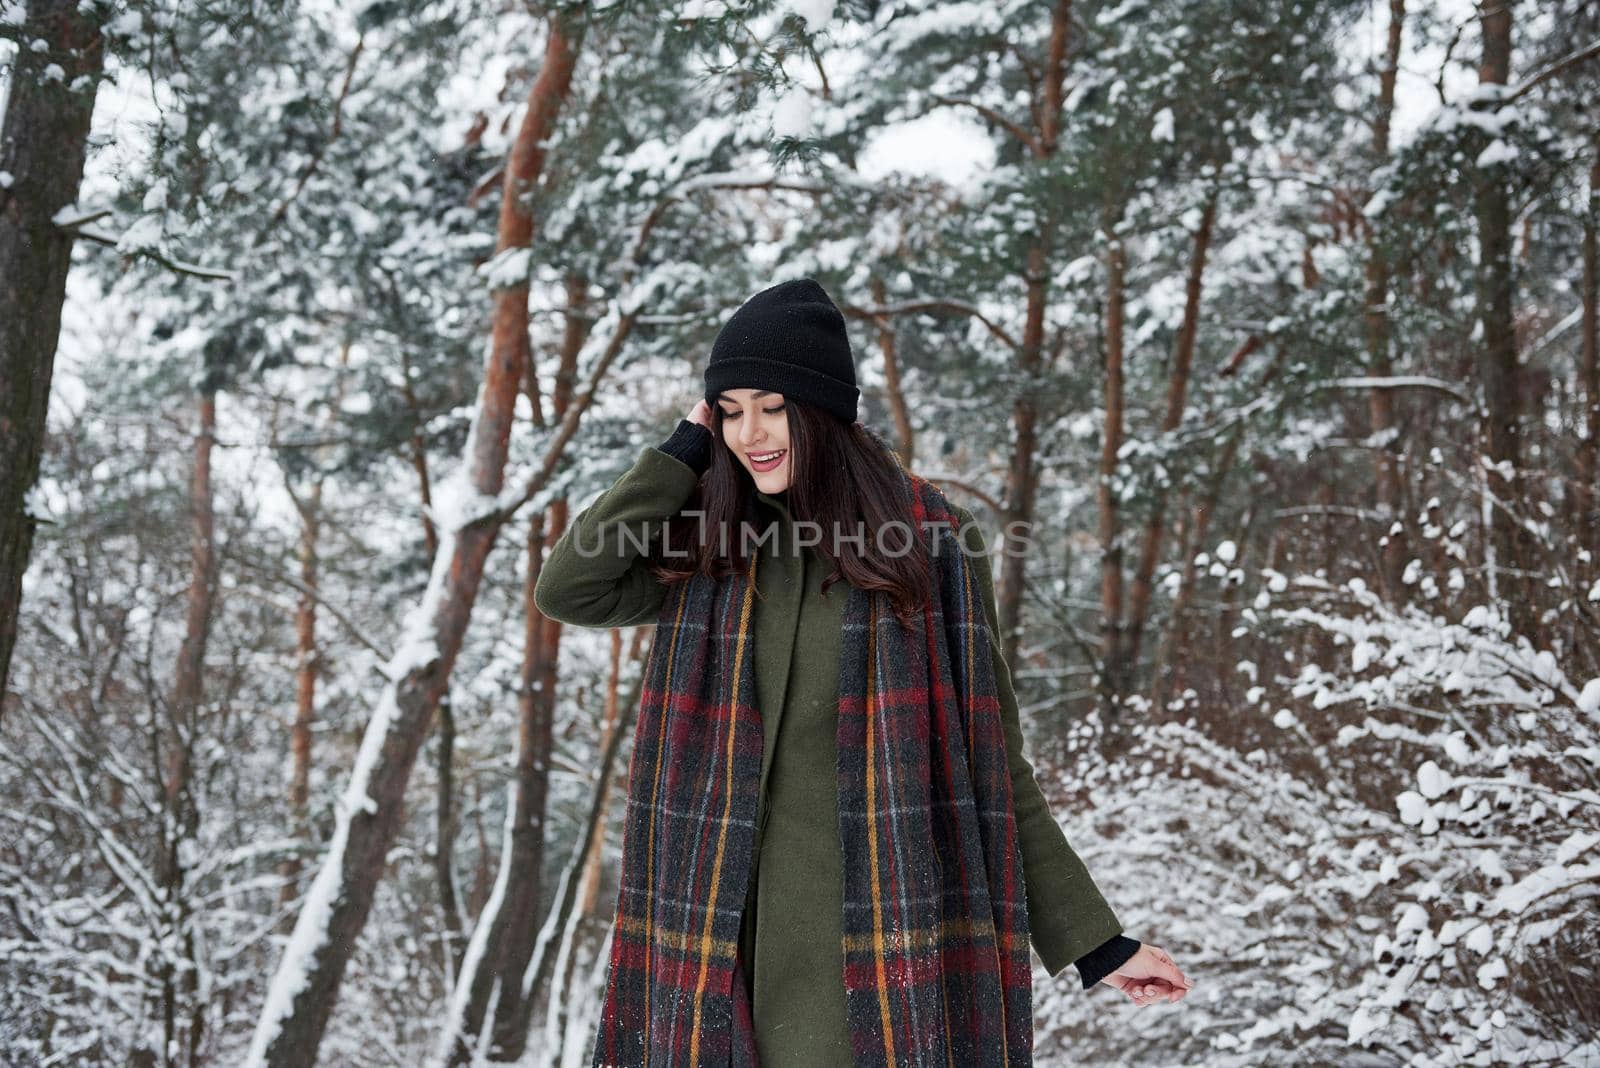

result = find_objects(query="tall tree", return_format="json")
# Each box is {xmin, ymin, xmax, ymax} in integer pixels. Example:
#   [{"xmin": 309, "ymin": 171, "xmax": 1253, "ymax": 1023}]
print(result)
[
  {"xmin": 155, "ymin": 383, "xmax": 216, "ymax": 1066},
  {"xmin": 1471, "ymin": 0, "xmax": 1534, "ymax": 639},
  {"xmin": 437, "ymin": 275, "xmax": 587, "ymax": 1065},
  {"xmin": 0, "ymin": 0, "xmax": 106, "ymax": 707},
  {"xmin": 1581, "ymin": 142, "xmax": 1600, "ymax": 569},
  {"xmin": 245, "ymin": 14, "xmax": 588, "ymax": 1066},
  {"xmin": 1363, "ymin": 0, "xmax": 1410, "ymax": 603}
]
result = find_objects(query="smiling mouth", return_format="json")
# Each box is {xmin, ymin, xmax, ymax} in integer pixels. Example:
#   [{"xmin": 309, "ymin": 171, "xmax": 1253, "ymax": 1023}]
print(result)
[{"xmin": 749, "ymin": 449, "xmax": 786, "ymax": 471}]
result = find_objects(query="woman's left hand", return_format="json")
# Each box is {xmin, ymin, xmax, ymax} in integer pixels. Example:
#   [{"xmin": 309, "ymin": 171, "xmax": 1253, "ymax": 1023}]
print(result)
[{"xmin": 1101, "ymin": 943, "xmax": 1193, "ymax": 1006}]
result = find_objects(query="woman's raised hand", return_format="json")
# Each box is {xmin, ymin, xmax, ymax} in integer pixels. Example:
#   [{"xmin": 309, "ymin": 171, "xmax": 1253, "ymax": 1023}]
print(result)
[
  {"xmin": 1102, "ymin": 943, "xmax": 1194, "ymax": 1007},
  {"xmin": 687, "ymin": 399, "xmax": 713, "ymax": 429}
]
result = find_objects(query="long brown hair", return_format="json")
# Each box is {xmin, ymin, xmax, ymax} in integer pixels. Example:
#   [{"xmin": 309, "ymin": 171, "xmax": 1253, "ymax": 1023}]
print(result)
[{"xmin": 646, "ymin": 401, "xmax": 933, "ymax": 628}]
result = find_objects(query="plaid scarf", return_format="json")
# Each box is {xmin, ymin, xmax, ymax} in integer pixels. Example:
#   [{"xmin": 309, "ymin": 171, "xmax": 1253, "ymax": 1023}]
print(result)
[{"xmin": 590, "ymin": 469, "xmax": 1033, "ymax": 1067}]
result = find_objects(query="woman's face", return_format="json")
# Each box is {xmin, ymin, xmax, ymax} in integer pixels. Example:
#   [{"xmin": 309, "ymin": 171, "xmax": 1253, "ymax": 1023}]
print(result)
[{"xmin": 715, "ymin": 388, "xmax": 791, "ymax": 493}]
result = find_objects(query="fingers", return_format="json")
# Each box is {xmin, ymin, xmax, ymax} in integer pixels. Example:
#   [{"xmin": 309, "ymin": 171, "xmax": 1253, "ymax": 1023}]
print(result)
[
  {"xmin": 1144, "ymin": 945, "xmax": 1192, "ymax": 988},
  {"xmin": 1126, "ymin": 977, "xmax": 1186, "ymax": 1007},
  {"xmin": 1128, "ymin": 979, "xmax": 1167, "ymax": 1005},
  {"xmin": 1122, "ymin": 945, "xmax": 1194, "ymax": 1007}
]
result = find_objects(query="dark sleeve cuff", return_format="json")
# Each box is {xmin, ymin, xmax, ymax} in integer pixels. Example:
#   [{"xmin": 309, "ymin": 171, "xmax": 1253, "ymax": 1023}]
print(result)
[
  {"xmin": 655, "ymin": 419, "xmax": 713, "ymax": 475},
  {"xmin": 1073, "ymin": 934, "xmax": 1140, "ymax": 991}
]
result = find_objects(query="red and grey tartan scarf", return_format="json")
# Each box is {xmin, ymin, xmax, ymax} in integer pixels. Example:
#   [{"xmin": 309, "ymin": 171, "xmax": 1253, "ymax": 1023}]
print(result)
[{"xmin": 590, "ymin": 470, "xmax": 1033, "ymax": 1067}]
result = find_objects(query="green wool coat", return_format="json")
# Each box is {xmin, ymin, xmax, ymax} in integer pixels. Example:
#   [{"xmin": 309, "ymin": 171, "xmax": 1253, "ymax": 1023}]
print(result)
[{"xmin": 535, "ymin": 444, "xmax": 1125, "ymax": 1066}]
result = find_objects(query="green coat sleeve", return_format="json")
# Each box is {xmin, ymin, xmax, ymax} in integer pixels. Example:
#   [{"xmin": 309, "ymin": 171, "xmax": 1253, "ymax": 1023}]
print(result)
[
  {"xmin": 952, "ymin": 505, "xmax": 1126, "ymax": 978},
  {"xmin": 533, "ymin": 445, "xmax": 701, "ymax": 630}
]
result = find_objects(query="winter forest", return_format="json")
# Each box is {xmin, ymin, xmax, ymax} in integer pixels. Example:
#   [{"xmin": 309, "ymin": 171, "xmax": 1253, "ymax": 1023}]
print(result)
[{"xmin": 2, "ymin": 0, "xmax": 1598, "ymax": 1064}]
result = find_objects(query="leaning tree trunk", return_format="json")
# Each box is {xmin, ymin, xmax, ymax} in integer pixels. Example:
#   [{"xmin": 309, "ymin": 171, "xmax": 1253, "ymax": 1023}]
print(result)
[
  {"xmin": 526, "ymin": 635, "xmax": 651, "ymax": 1067},
  {"xmin": 1121, "ymin": 189, "xmax": 1216, "ymax": 676},
  {"xmin": 487, "ymin": 498, "xmax": 567, "ymax": 1058},
  {"xmin": 243, "ymin": 16, "xmax": 587, "ymax": 1067},
  {"xmin": 398, "ymin": 345, "xmax": 461, "ymax": 964},
  {"xmin": 441, "ymin": 278, "xmax": 591, "ymax": 1065},
  {"xmin": 869, "ymin": 275, "xmax": 916, "ymax": 466},
  {"xmin": 154, "ymin": 390, "xmax": 217, "ymax": 1068},
  {"xmin": 437, "ymin": 626, "xmax": 650, "ymax": 1068},
  {"xmin": 0, "ymin": 0, "xmax": 106, "ymax": 709}
]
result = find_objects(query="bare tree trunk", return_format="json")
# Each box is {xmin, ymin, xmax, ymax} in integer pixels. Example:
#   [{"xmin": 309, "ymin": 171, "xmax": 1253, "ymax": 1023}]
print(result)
[
  {"xmin": 999, "ymin": 239, "xmax": 1047, "ymax": 669},
  {"xmin": 1121, "ymin": 190, "xmax": 1217, "ymax": 676},
  {"xmin": 157, "ymin": 390, "xmax": 217, "ymax": 1067},
  {"xmin": 1151, "ymin": 341, "xmax": 1282, "ymax": 712},
  {"xmin": 280, "ymin": 481, "xmax": 320, "ymax": 913},
  {"xmin": 996, "ymin": 0, "xmax": 1072, "ymax": 670},
  {"xmin": 1366, "ymin": 0, "xmax": 1409, "ymax": 603},
  {"xmin": 244, "ymin": 17, "xmax": 587, "ymax": 1067},
  {"xmin": 0, "ymin": 0, "xmax": 106, "ymax": 708},
  {"xmin": 401, "ymin": 344, "xmax": 458, "ymax": 963},
  {"xmin": 869, "ymin": 275, "xmax": 915, "ymax": 466},
  {"xmin": 1472, "ymin": 0, "xmax": 1536, "ymax": 642},
  {"xmin": 1097, "ymin": 230, "xmax": 1129, "ymax": 708},
  {"xmin": 443, "ymin": 273, "xmax": 591, "ymax": 1064},
  {"xmin": 1148, "ymin": 488, "xmax": 1196, "ymax": 715},
  {"xmin": 582, "ymin": 627, "xmax": 638, "ymax": 919},
  {"xmin": 518, "ymin": 632, "xmax": 651, "ymax": 1067},
  {"xmin": 402, "ymin": 346, "xmax": 441, "ymax": 561},
  {"xmin": 1578, "ymin": 142, "xmax": 1599, "ymax": 585},
  {"xmin": 1215, "ymin": 502, "xmax": 1254, "ymax": 673},
  {"xmin": 487, "ymin": 498, "xmax": 567, "ymax": 1057},
  {"xmin": 1301, "ymin": 234, "xmax": 1321, "ymax": 290},
  {"xmin": 437, "ymin": 626, "xmax": 649, "ymax": 1068},
  {"xmin": 168, "ymin": 391, "xmax": 217, "ymax": 812},
  {"xmin": 279, "ymin": 342, "xmax": 350, "ymax": 914},
  {"xmin": 437, "ymin": 697, "xmax": 465, "ymax": 972},
  {"xmin": 471, "ymin": 778, "xmax": 494, "ymax": 917},
  {"xmin": 1151, "ymin": 443, "xmax": 1232, "ymax": 719}
]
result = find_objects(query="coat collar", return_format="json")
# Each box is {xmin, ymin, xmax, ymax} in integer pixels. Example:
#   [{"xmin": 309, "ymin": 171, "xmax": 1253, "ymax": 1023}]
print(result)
[{"xmin": 753, "ymin": 488, "xmax": 792, "ymax": 519}]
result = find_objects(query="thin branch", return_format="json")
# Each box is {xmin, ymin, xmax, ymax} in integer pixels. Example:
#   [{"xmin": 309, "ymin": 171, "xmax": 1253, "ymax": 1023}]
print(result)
[
  {"xmin": 1507, "ymin": 37, "xmax": 1600, "ymax": 101},
  {"xmin": 226, "ymin": 552, "xmax": 392, "ymax": 662},
  {"xmin": 1272, "ymin": 504, "xmax": 1389, "ymax": 523},
  {"xmin": 842, "ymin": 298, "xmax": 1020, "ymax": 352},
  {"xmin": 927, "ymin": 94, "xmax": 1040, "ymax": 156},
  {"xmin": 267, "ymin": 36, "xmax": 367, "ymax": 231},
  {"xmin": 64, "ymin": 223, "xmax": 236, "ymax": 281},
  {"xmin": 1312, "ymin": 374, "xmax": 1475, "ymax": 406},
  {"xmin": 919, "ymin": 474, "xmax": 1004, "ymax": 516},
  {"xmin": 491, "ymin": 170, "xmax": 836, "ymax": 523}
]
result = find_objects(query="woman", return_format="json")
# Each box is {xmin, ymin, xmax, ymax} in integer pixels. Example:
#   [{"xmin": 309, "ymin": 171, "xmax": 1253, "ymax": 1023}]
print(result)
[{"xmin": 536, "ymin": 279, "xmax": 1192, "ymax": 1067}]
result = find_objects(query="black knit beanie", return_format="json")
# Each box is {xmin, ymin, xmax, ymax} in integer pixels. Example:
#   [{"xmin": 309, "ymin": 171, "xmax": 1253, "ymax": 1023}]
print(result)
[{"xmin": 703, "ymin": 277, "xmax": 860, "ymax": 423}]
